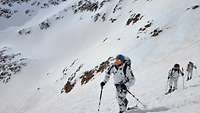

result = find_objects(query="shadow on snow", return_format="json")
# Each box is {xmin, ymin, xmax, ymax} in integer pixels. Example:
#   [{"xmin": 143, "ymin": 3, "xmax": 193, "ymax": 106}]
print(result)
[{"xmin": 127, "ymin": 106, "xmax": 170, "ymax": 113}]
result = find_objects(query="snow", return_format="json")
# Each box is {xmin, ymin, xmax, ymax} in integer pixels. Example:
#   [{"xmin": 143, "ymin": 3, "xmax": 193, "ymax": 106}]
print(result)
[{"xmin": 0, "ymin": 0, "xmax": 200, "ymax": 113}]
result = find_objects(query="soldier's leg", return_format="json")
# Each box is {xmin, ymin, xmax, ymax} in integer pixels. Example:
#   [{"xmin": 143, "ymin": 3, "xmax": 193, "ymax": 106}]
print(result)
[
  {"xmin": 190, "ymin": 71, "xmax": 193, "ymax": 80},
  {"xmin": 173, "ymin": 78, "xmax": 178, "ymax": 91},
  {"xmin": 115, "ymin": 85, "xmax": 128, "ymax": 113},
  {"xmin": 168, "ymin": 78, "xmax": 173, "ymax": 93},
  {"xmin": 118, "ymin": 89, "xmax": 128, "ymax": 112},
  {"xmin": 115, "ymin": 85, "xmax": 123, "ymax": 112},
  {"xmin": 121, "ymin": 88, "xmax": 128, "ymax": 112},
  {"xmin": 187, "ymin": 71, "xmax": 190, "ymax": 81},
  {"xmin": 187, "ymin": 72, "xmax": 189, "ymax": 81}
]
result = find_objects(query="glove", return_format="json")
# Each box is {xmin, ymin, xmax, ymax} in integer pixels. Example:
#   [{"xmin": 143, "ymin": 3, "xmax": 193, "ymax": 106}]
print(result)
[
  {"xmin": 120, "ymin": 84, "xmax": 127, "ymax": 90},
  {"xmin": 181, "ymin": 72, "xmax": 184, "ymax": 76},
  {"xmin": 100, "ymin": 82, "xmax": 105, "ymax": 88},
  {"xmin": 168, "ymin": 76, "xmax": 170, "ymax": 79}
]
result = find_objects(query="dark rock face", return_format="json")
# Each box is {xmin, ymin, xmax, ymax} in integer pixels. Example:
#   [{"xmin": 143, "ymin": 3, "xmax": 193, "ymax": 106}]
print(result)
[
  {"xmin": 150, "ymin": 28, "xmax": 163, "ymax": 37},
  {"xmin": 186, "ymin": 4, "xmax": 200, "ymax": 11},
  {"xmin": 126, "ymin": 13, "xmax": 143, "ymax": 25},
  {"xmin": 18, "ymin": 28, "xmax": 31, "ymax": 35},
  {"xmin": 39, "ymin": 20, "xmax": 51, "ymax": 30},
  {"xmin": 0, "ymin": 8, "xmax": 15, "ymax": 19},
  {"xmin": 0, "ymin": 47, "xmax": 27, "ymax": 84},
  {"xmin": 63, "ymin": 57, "xmax": 112, "ymax": 93}
]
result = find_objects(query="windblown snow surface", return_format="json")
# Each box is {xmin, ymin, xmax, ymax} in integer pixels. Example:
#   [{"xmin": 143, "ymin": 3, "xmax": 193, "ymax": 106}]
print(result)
[{"xmin": 0, "ymin": 0, "xmax": 200, "ymax": 113}]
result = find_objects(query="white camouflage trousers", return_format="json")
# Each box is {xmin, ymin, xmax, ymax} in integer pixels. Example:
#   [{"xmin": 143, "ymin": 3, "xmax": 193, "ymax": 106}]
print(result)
[
  {"xmin": 115, "ymin": 84, "xmax": 128, "ymax": 113},
  {"xmin": 169, "ymin": 76, "xmax": 179, "ymax": 90},
  {"xmin": 187, "ymin": 70, "xmax": 193, "ymax": 80}
]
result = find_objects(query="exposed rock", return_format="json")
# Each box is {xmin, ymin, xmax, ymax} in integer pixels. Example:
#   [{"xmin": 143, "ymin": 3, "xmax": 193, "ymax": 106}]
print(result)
[
  {"xmin": 0, "ymin": 47, "xmax": 27, "ymax": 84},
  {"xmin": 0, "ymin": 8, "xmax": 15, "ymax": 19},
  {"xmin": 64, "ymin": 81, "xmax": 75, "ymax": 93},
  {"xmin": 39, "ymin": 20, "xmax": 51, "ymax": 30},
  {"xmin": 150, "ymin": 28, "xmax": 163, "ymax": 37},
  {"xmin": 113, "ymin": 0, "xmax": 123, "ymax": 13},
  {"xmin": 101, "ymin": 13, "xmax": 106, "ymax": 22},
  {"xmin": 80, "ymin": 69, "xmax": 95, "ymax": 85},
  {"xmin": 138, "ymin": 21, "xmax": 152, "ymax": 33},
  {"xmin": 63, "ymin": 64, "xmax": 83, "ymax": 92},
  {"xmin": 73, "ymin": 0, "xmax": 99, "ymax": 13},
  {"xmin": 126, "ymin": 13, "xmax": 143, "ymax": 25},
  {"xmin": 80, "ymin": 57, "xmax": 111, "ymax": 85},
  {"xmin": 18, "ymin": 28, "xmax": 31, "ymax": 35},
  {"xmin": 109, "ymin": 18, "xmax": 117, "ymax": 23},
  {"xmin": 187, "ymin": 5, "xmax": 199, "ymax": 10},
  {"xmin": 192, "ymin": 5, "xmax": 199, "ymax": 9},
  {"xmin": 102, "ymin": 38, "xmax": 108, "ymax": 43},
  {"xmin": 94, "ymin": 13, "xmax": 101, "ymax": 22},
  {"xmin": 93, "ymin": 13, "xmax": 106, "ymax": 22},
  {"xmin": 99, "ymin": 0, "xmax": 110, "ymax": 9},
  {"xmin": 0, "ymin": 0, "xmax": 31, "ymax": 6},
  {"xmin": 64, "ymin": 57, "xmax": 112, "ymax": 93}
]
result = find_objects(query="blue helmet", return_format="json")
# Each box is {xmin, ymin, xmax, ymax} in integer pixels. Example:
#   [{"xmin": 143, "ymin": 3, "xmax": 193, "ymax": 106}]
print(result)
[{"xmin": 116, "ymin": 54, "xmax": 125, "ymax": 63}]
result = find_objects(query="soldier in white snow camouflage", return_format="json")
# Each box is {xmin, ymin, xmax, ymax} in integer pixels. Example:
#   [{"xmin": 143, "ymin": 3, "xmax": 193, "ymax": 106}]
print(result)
[
  {"xmin": 186, "ymin": 61, "xmax": 197, "ymax": 81},
  {"xmin": 166, "ymin": 64, "xmax": 184, "ymax": 94},
  {"xmin": 101, "ymin": 54, "xmax": 135, "ymax": 113}
]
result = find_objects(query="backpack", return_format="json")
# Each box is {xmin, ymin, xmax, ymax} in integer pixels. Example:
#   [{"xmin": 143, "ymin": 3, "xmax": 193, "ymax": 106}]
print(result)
[
  {"xmin": 123, "ymin": 57, "xmax": 132, "ymax": 75},
  {"xmin": 108, "ymin": 56, "xmax": 132, "ymax": 76},
  {"xmin": 189, "ymin": 62, "xmax": 194, "ymax": 68},
  {"xmin": 169, "ymin": 64, "xmax": 181, "ymax": 77},
  {"xmin": 187, "ymin": 61, "xmax": 197, "ymax": 70}
]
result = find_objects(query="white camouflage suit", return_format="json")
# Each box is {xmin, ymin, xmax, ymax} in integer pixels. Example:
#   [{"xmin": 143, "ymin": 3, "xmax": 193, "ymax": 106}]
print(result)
[
  {"xmin": 186, "ymin": 62, "xmax": 197, "ymax": 80},
  {"xmin": 168, "ymin": 68, "xmax": 183, "ymax": 91},
  {"xmin": 102, "ymin": 61, "xmax": 135, "ymax": 113}
]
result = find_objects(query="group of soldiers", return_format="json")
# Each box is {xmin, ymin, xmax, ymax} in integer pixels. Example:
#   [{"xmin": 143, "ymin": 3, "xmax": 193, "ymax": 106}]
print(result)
[
  {"xmin": 100, "ymin": 54, "xmax": 198, "ymax": 113},
  {"xmin": 166, "ymin": 61, "xmax": 197, "ymax": 94}
]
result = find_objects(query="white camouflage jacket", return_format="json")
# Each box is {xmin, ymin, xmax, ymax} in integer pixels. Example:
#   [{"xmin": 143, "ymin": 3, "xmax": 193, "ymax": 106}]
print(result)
[
  {"xmin": 102, "ymin": 63, "xmax": 135, "ymax": 88},
  {"xmin": 168, "ymin": 68, "xmax": 184, "ymax": 79}
]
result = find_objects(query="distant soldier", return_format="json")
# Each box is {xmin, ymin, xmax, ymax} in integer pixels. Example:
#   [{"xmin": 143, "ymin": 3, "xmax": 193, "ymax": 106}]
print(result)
[
  {"xmin": 166, "ymin": 64, "xmax": 184, "ymax": 95},
  {"xmin": 186, "ymin": 61, "xmax": 197, "ymax": 81}
]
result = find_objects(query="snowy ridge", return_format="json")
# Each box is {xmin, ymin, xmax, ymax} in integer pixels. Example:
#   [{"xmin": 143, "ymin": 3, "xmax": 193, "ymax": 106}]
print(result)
[{"xmin": 0, "ymin": 0, "xmax": 68, "ymax": 30}]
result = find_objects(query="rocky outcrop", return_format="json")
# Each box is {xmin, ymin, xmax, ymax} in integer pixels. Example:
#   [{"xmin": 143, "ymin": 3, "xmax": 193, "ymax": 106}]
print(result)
[
  {"xmin": 0, "ymin": 47, "xmax": 27, "ymax": 84},
  {"xmin": 126, "ymin": 13, "xmax": 143, "ymax": 26},
  {"xmin": 63, "ymin": 57, "xmax": 112, "ymax": 93}
]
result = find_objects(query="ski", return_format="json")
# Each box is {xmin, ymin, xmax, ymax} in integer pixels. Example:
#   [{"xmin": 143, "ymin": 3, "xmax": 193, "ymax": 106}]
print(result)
[
  {"xmin": 126, "ymin": 106, "xmax": 146, "ymax": 113},
  {"xmin": 165, "ymin": 89, "xmax": 176, "ymax": 95},
  {"xmin": 164, "ymin": 92, "xmax": 171, "ymax": 95},
  {"xmin": 127, "ymin": 105, "xmax": 141, "ymax": 111}
]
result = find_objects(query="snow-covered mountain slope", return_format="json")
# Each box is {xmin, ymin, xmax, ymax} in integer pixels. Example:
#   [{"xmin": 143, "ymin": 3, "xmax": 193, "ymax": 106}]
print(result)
[
  {"xmin": 0, "ymin": 0, "xmax": 70, "ymax": 30},
  {"xmin": 0, "ymin": 0, "xmax": 200, "ymax": 113}
]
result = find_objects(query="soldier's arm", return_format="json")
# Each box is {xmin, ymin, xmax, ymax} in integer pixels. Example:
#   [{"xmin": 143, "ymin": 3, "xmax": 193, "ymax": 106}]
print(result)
[
  {"xmin": 102, "ymin": 65, "xmax": 114, "ymax": 84},
  {"xmin": 194, "ymin": 65, "xmax": 197, "ymax": 69},
  {"xmin": 125, "ymin": 67, "xmax": 135, "ymax": 87},
  {"xmin": 180, "ymin": 69, "xmax": 184, "ymax": 76},
  {"xmin": 168, "ymin": 69, "xmax": 172, "ymax": 79}
]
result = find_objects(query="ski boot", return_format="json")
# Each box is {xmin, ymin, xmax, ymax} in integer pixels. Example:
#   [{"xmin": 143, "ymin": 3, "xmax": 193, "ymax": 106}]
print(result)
[
  {"xmin": 172, "ymin": 87, "xmax": 177, "ymax": 92},
  {"xmin": 165, "ymin": 86, "xmax": 172, "ymax": 95}
]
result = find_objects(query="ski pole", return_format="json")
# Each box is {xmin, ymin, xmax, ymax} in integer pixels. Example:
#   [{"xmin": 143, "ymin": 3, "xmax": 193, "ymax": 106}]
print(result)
[
  {"xmin": 126, "ymin": 89, "xmax": 146, "ymax": 108},
  {"xmin": 182, "ymin": 75, "xmax": 185, "ymax": 89},
  {"xmin": 182, "ymin": 67, "xmax": 185, "ymax": 89},
  {"xmin": 98, "ymin": 87, "xmax": 103, "ymax": 112},
  {"xmin": 195, "ymin": 68, "xmax": 198, "ymax": 76},
  {"xmin": 165, "ymin": 79, "xmax": 169, "ymax": 93}
]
